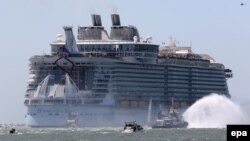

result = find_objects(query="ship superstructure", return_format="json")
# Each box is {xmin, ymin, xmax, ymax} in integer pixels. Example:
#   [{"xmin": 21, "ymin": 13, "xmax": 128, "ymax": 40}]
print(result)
[{"xmin": 24, "ymin": 14, "xmax": 232, "ymax": 127}]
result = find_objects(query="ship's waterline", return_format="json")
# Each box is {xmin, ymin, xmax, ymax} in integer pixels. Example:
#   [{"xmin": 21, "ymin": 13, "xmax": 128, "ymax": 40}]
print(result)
[{"xmin": 24, "ymin": 14, "xmax": 232, "ymax": 127}]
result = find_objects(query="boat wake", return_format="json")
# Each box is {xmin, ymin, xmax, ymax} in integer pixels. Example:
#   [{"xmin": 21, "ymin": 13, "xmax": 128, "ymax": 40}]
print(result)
[{"xmin": 183, "ymin": 94, "xmax": 249, "ymax": 128}]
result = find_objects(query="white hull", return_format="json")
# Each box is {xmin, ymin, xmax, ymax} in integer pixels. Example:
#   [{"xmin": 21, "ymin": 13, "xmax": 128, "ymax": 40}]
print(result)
[{"xmin": 26, "ymin": 105, "xmax": 158, "ymax": 127}]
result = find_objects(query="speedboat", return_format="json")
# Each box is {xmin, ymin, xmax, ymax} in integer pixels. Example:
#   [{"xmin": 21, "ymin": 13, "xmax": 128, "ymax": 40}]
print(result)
[
  {"xmin": 122, "ymin": 121, "xmax": 143, "ymax": 133},
  {"xmin": 9, "ymin": 128, "xmax": 16, "ymax": 134}
]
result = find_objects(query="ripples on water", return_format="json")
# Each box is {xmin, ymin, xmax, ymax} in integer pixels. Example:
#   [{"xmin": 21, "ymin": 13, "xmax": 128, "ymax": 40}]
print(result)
[{"xmin": 0, "ymin": 127, "xmax": 226, "ymax": 141}]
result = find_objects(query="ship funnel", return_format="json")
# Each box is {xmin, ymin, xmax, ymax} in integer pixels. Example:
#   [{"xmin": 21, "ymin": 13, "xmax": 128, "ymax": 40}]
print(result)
[
  {"xmin": 63, "ymin": 26, "xmax": 79, "ymax": 54},
  {"xmin": 111, "ymin": 14, "xmax": 121, "ymax": 26},
  {"xmin": 91, "ymin": 14, "xmax": 102, "ymax": 26}
]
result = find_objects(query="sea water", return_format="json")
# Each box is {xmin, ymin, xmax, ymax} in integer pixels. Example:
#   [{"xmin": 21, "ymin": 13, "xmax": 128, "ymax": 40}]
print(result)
[{"xmin": 0, "ymin": 127, "xmax": 226, "ymax": 141}]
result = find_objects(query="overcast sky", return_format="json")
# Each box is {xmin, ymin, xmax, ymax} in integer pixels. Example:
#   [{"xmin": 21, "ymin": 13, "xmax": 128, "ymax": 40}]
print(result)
[{"xmin": 0, "ymin": 0, "xmax": 249, "ymax": 124}]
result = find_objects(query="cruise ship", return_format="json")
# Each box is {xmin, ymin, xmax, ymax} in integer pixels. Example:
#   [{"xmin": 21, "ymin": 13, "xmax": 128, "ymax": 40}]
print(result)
[{"xmin": 24, "ymin": 14, "xmax": 233, "ymax": 127}]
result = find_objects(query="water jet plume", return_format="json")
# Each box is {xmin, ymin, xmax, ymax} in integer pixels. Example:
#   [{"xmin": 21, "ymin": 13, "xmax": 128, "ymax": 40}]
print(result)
[{"xmin": 183, "ymin": 94, "xmax": 248, "ymax": 128}]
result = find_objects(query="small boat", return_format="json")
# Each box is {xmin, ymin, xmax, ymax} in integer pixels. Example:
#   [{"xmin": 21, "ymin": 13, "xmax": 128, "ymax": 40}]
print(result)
[
  {"xmin": 9, "ymin": 128, "xmax": 16, "ymax": 134},
  {"xmin": 122, "ymin": 121, "xmax": 143, "ymax": 133},
  {"xmin": 152, "ymin": 98, "xmax": 188, "ymax": 128}
]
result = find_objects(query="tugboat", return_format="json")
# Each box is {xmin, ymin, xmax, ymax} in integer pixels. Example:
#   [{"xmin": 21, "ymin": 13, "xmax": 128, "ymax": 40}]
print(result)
[
  {"xmin": 122, "ymin": 121, "xmax": 143, "ymax": 133},
  {"xmin": 152, "ymin": 98, "xmax": 188, "ymax": 128}
]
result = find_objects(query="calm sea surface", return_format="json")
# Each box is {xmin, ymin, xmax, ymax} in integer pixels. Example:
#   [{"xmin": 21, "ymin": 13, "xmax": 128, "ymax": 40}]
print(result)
[{"xmin": 0, "ymin": 127, "xmax": 226, "ymax": 141}]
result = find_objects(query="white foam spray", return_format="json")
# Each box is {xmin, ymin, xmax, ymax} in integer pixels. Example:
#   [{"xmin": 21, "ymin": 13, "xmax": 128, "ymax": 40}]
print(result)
[{"xmin": 183, "ymin": 94, "xmax": 249, "ymax": 128}]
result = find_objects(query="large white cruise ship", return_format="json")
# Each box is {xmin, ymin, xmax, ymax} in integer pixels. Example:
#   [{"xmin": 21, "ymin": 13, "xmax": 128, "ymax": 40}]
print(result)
[{"xmin": 24, "ymin": 14, "xmax": 232, "ymax": 127}]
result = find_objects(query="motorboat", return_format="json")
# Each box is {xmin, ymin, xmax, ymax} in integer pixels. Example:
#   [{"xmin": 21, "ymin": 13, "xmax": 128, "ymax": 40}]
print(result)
[{"xmin": 122, "ymin": 121, "xmax": 143, "ymax": 133}]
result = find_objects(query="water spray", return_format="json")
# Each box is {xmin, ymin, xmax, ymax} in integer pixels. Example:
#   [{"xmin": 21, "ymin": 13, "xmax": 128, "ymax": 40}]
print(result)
[{"xmin": 183, "ymin": 94, "xmax": 248, "ymax": 128}]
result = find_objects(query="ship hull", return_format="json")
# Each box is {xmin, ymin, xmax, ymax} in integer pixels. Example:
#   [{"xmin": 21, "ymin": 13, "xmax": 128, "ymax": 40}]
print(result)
[{"xmin": 26, "ymin": 105, "xmax": 158, "ymax": 127}]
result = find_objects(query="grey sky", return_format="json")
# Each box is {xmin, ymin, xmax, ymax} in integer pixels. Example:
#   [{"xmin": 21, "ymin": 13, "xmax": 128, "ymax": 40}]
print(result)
[{"xmin": 0, "ymin": 0, "xmax": 249, "ymax": 124}]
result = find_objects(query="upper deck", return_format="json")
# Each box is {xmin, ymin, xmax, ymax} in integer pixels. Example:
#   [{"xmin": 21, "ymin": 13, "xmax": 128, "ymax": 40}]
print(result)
[
  {"xmin": 48, "ymin": 14, "xmax": 159, "ymax": 64},
  {"xmin": 48, "ymin": 14, "xmax": 221, "ymax": 65}
]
